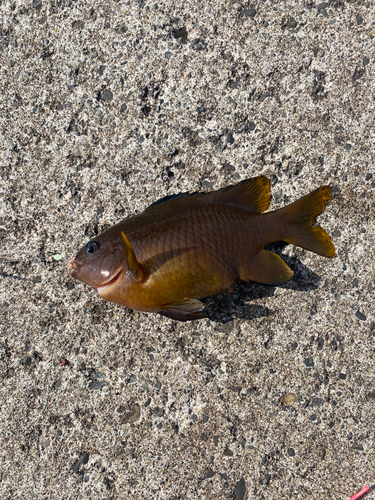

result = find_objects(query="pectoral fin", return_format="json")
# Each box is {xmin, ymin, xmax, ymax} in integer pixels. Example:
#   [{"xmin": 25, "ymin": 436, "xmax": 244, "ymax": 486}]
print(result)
[
  {"xmin": 121, "ymin": 231, "xmax": 143, "ymax": 282},
  {"xmin": 156, "ymin": 298, "xmax": 205, "ymax": 321},
  {"xmin": 239, "ymin": 249, "xmax": 294, "ymax": 285}
]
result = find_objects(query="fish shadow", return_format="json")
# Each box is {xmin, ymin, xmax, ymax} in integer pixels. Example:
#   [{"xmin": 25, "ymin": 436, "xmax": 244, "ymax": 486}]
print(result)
[{"xmin": 203, "ymin": 246, "xmax": 321, "ymax": 324}]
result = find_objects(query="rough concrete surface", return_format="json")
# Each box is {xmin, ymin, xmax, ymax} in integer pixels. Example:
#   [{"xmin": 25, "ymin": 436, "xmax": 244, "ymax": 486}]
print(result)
[{"xmin": 0, "ymin": 0, "xmax": 374, "ymax": 499}]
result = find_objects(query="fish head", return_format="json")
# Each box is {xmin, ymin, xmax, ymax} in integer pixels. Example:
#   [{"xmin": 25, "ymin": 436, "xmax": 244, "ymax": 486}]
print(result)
[{"xmin": 68, "ymin": 228, "xmax": 126, "ymax": 292}]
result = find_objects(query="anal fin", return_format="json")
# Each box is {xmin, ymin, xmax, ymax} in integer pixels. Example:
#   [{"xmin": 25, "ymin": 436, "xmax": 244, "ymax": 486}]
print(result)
[
  {"xmin": 156, "ymin": 298, "xmax": 205, "ymax": 322},
  {"xmin": 239, "ymin": 249, "xmax": 294, "ymax": 285}
]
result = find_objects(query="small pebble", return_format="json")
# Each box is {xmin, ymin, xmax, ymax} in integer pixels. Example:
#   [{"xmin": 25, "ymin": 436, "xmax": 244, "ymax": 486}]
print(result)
[
  {"xmin": 223, "ymin": 446, "xmax": 233, "ymax": 457},
  {"xmin": 225, "ymin": 132, "xmax": 234, "ymax": 144},
  {"xmin": 122, "ymin": 403, "xmax": 141, "ymax": 423},
  {"xmin": 234, "ymin": 477, "xmax": 247, "ymax": 500},
  {"xmin": 311, "ymin": 398, "xmax": 323, "ymax": 407},
  {"xmin": 80, "ymin": 452, "xmax": 89, "ymax": 465},
  {"xmin": 99, "ymin": 90, "xmax": 113, "ymax": 101},
  {"xmin": 204, "ymin": 468, "xmax": 215, "ymax": 479},
  {"xmin": 280, "ymin": 393, "xmax": 297, "ymax": 406},
  {"xmin": 151, "ymin": 407, "xmax": 164, "ymax": 417},
  {"xmin": 355, "ymin": 311, "xmax": 366, "ymax": 321},
  {"xmin": 286, "ymin": 19, "xmax": 297, "ymax": 29},
  {"xmin": 243, "ymin": 9, "xmax": 256, "ymax": 18},
  {"xmin": 89, "ymin": 380, "xmax": 108, "ymax": 390}
]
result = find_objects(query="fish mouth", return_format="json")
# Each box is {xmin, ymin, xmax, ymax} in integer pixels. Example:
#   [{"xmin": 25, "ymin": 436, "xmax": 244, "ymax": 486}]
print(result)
[
  {"xmin": 96, "ymin": 266, "xmax": 124, "ymax": 293},
  {"xmin": 68, "ymin": 258, "xmax": 81, "ymax": 272}
]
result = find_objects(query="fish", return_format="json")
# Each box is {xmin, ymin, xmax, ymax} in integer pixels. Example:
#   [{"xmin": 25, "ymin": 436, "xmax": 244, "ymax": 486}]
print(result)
[{"xmin": 68, "ymin": 177, "xmax": 335, "ymax": 321}]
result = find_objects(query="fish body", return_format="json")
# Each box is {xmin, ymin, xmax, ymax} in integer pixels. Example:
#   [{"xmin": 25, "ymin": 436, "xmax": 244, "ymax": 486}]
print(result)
[{"xmin": 68, "ymin": 177, "xmax": 335, "ymax": 321}]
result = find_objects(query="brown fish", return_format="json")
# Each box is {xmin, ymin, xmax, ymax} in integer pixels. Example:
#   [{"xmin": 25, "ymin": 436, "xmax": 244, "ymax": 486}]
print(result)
[{"xmin": 68, "ymin": 177, "xmax": 335, "ymax": 321}]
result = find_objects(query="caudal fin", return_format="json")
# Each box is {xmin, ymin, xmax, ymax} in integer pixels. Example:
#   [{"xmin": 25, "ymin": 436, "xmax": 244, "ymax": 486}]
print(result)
[{"xmin": 280, "ymin": 186, "xmax": 336, "ymax": 257}]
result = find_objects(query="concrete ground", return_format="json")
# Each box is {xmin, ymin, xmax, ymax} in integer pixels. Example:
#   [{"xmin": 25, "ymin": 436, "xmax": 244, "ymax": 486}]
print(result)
[{"xmin": 0, "ymin": 0, "xmax": 374, "ymax": 499}]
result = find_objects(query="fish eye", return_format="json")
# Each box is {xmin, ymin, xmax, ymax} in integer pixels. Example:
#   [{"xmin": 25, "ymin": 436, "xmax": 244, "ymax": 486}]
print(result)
[{"xmin": 87, "ymin": 241, "xmax": 100, "ymax": 254}]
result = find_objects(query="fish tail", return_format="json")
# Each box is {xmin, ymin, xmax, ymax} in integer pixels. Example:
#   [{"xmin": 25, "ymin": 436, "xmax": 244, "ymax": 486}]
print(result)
[{"xmin": 280, "ymin": 186, "xmax": 336, "ymax": 257}]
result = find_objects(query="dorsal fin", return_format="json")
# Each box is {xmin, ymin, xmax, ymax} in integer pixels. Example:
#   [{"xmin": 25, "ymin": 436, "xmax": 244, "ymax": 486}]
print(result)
[
  {"xmin": 147, "ymin": 192, "xmax": 194, "ymax": 208},
  {"xmin": 146, "ymin": 177, "xmax": 271, "ymax": 213},
  {"xmin": 203, "ymin": 177, "xmax": 271, "ymax": 213}
]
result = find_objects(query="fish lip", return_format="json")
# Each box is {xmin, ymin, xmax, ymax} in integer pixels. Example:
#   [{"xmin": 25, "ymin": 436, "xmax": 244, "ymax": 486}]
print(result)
[
  {"xmin": 68, "ymin": 258, "xmax": 81, "ymax": 270},
  {"xmin": 96, "ymin": 266, "xmax": 124, "ymax": 291}
]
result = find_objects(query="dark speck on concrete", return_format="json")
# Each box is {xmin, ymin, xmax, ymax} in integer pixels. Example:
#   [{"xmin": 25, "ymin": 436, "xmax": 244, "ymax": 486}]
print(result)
[
  {"xmin": 223, "ymin": 446, "xmax": 233, "ymax": 457},
  {"xmin": 286, "ymin": 19, "xmax": 297, "ymax": 29},
  {"xmin": 243, "ymin": 9, "xmax": 256, "ymax": 18},
  {"xmin": 70, "ymin": 460, "xmax": 81, "ymax": 473},
  {"xmin": 203, "ymin": 180, "xmax": 214, "ymax": 189},
  {"xmin": 72, "ymin": 20, "xmax": 85, "ymax": 30},
  {"xmin": 22, "ymin": 357, "xmax": 32, "ymax": 366},
  {"xmin": 311, "ymin": 398, "xmax": 323, "ymax": 407},
  {"xmin": 80, "ymin": 452, "xmax": 89, "ymax": 465},
  {"xmin": 88, "ymin": 380, "xmax": 107, "ymax": 390},
  {"xmin": 172, "ymin": 27, "xmax": 188, "ymax": 40},
  {"xmin": 316, "ymin": 2, "xmax": 327, "ymax": 13},
  {"xmin": 226, "ymin": 132, "xmax": 234, "ymax": 144},
  {"xmin": 99, "ymin": 89, "xmax": 113, "ymax": 102},
  {"xmin": 152, "ymin": 407, "xmax": 165, "ymax": 417},
  {"xmin": 356, "ymin": 311, "xmax": 366, "ymax": 321},
  {"xmin": 304, "ymin": 358, "xmax": 314, "ymax": 367},
  {"xmin": 204, "ymin": 467, "xmax": 216, "ymax": 479},
  {"xmin": 234, "ymin": 477, "xmax": 247, "ymax": 500},
  {"xmin": 221, "ymin": 163, "xmax": 235, "ymax": 174}
]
